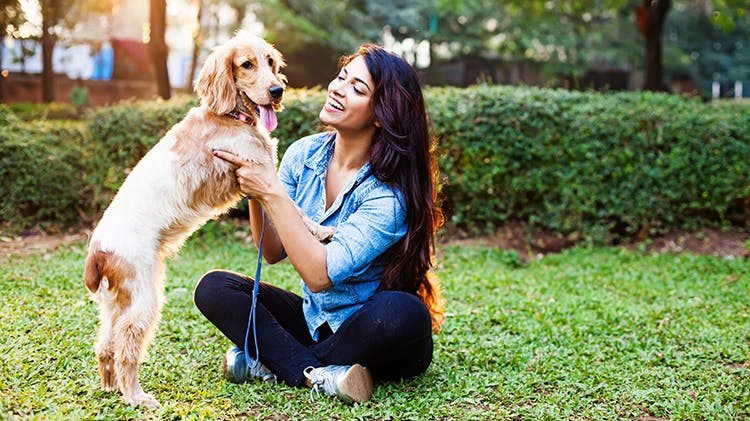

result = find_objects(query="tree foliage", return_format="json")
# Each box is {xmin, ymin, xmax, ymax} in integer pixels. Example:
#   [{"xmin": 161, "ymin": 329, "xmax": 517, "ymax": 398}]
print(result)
[
  {"xmin": 666, "ymin": 4, "xmax": 750, "ymax": 95},
  {"xmin": 1, "ymin": 0, "xmax": 25, "ymax": 36},
  {"xmin": 250, "ymin": 0, "xmax": 747, "ymax": 94},
  {"xmin": 254, "ymin": 0, "xmax": 433, "ymax": 54},
  {"xmin": 0, "ymin": 0, "xmax": 25, "ymax": 100}
]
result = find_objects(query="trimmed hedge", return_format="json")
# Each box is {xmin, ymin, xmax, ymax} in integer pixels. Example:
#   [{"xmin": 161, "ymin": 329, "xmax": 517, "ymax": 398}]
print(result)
[
  {"xmin": 4, "ymin": 102, "xmax": 81, "ymax": 121},
  {"xmin": 429, "ymin": 87, "xmax": 750, "ymax": 239},
  {"xmin": 1, "ymin": 87, "xmax": 748, "ymax": 241},
  {"xmin": 0, "ymin": 115, "xmax": 89, "ymax": 232},
  {"xmin": 84, "ymin": 95, "xmax": 198, "ymax": 212}
]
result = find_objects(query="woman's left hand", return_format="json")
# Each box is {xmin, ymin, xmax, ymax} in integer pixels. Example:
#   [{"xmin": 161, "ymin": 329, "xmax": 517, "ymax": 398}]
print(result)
[{"xmin": 212, "ymin": 150, "xmax": 281, "ymax": 201}]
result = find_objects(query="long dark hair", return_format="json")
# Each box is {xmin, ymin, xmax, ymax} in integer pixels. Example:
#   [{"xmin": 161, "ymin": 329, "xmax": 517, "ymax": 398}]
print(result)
[{"xmin": 341, "ymin": 44, "xmax": 445, "ymax": 330}]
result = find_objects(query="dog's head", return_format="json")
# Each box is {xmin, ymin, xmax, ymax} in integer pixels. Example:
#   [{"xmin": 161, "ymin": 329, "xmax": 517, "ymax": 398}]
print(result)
[{"xmin": 195, "ymin": 30, "xmax": 287, "ymax": 132}]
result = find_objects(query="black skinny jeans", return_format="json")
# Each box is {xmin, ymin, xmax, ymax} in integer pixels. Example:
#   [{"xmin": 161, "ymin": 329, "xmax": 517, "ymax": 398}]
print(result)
[{"xmin": 193, "ymin": 270, "xmax": 434, "ymax": 386}]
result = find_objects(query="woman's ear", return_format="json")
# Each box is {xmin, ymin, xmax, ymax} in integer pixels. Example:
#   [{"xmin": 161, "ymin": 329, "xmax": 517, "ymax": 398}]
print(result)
[{"xmin": 195, "ymin": 45, "xmax": 237, "ymax": 115}]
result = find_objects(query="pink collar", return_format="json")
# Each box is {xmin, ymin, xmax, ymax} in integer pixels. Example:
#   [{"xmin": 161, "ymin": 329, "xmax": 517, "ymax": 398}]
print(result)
[{"xmin": 226, "ymin": 110, "xmax": 254, "ymax": 125}]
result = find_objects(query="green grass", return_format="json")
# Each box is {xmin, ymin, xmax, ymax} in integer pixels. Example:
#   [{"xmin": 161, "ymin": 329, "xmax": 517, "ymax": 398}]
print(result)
[{"xmin": 1, "ymin": 221, "xmax": 748, "ymax": 420}]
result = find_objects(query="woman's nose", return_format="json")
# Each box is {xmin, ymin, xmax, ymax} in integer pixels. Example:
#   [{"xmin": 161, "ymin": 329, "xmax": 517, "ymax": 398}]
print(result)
[{"xmin": 329, "ymin": 78, "xmax": 345, "ymax": 94}]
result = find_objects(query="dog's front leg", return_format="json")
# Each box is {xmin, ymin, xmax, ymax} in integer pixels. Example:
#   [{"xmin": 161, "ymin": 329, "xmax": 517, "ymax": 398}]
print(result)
[{"xmin": 299, "ymin": 209, "xmax": 335, "ymax": 243}]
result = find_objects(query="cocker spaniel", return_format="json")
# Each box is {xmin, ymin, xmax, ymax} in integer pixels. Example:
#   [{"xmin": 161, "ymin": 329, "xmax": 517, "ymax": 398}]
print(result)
[{"xmin": 83, "ymin": 31, "xmax": 332, "ymax": 407}]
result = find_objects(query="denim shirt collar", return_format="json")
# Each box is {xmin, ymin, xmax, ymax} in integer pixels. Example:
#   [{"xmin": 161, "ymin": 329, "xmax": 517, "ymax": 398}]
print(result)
[{"xmin": 304, "ymin": 131, "xmax": 373, "ymax": 221}]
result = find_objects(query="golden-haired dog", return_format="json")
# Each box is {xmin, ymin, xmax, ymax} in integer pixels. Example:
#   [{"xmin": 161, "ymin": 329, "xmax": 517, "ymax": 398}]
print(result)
[{"xmin": 83, "ymin": 31, "xmax": 333, "ymax": 407}]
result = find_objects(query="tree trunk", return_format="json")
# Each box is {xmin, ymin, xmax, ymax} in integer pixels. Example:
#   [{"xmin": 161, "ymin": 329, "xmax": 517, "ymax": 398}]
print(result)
[
  {"xmin": 148, "ymin": 0, "xmax": 171, "ymax": 99},
  {"xmin": 637, "ymin": 0, "xmax": 671, "ymax": 92},
  {"xmin": 0, "ymin": 36, "xmax": 4, "ymax": 102},
  {"xmin": 41, "ymin": 6, "xmax": 56, "ymax": 102},
  {"xmin": 188, "ymin": 0, "xmax": 203, "ymax": 92}
]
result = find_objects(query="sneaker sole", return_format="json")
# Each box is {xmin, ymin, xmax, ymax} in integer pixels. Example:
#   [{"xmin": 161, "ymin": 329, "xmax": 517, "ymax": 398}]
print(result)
[{"xmin": 338, "ymin": 364, "xmax": 373, "ymax": 404}]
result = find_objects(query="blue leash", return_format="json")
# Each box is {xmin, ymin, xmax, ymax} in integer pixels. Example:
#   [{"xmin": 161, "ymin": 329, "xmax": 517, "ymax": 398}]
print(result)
[{"xmin": 244, "ymin": 208, "xmax": 264, "ymax": 370}]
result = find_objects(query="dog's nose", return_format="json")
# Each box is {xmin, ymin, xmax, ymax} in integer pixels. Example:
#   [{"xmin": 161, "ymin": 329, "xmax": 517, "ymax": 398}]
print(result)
[{"xmin": 269, "ymin": 86, "xmax": 284, "ymax": 100}]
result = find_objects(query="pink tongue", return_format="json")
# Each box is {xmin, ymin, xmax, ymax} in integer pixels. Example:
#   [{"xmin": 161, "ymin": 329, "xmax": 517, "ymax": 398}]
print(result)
[{"xmin": 259, "ymin": 105, "xmax": 277, "ymax": 132}]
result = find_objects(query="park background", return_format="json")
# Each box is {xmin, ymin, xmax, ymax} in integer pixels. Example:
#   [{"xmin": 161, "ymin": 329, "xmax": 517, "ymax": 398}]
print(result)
[
  {"xmin": 2, "ymin": 0, "xmax": 750, "ymax": 103},
  {"xmin": 1, "ymin": 1, "xmax": 749, "ymax": 420}
]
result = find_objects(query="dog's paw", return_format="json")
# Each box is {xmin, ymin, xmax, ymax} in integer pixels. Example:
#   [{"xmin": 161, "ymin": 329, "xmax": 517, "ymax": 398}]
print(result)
[
  {"xmin": 315, "ymin": 225, "xmax": 336, "ymax": 243},
  {"xmin": 97, "ymin": 353, "xmax": 118, "ymax": 392},
  {"xmin": 124, "ymin": 391, "xmax": 160, "ymax": 408}
]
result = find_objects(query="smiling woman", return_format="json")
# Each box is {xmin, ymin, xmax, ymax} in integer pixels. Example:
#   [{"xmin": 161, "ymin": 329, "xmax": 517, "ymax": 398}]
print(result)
[
  {"xmin": 319, "ymin": 57, "xmax": 378, "ymax": 137},
  {"xmin": 195, "ymin": 44, "xmax": 445, "ymax": 405}
]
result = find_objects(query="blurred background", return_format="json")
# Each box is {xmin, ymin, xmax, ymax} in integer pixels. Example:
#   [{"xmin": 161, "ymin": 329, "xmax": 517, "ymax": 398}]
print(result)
[{"xmin": 1, "ymin": 0, "xmax": 748, "ymax": 105}]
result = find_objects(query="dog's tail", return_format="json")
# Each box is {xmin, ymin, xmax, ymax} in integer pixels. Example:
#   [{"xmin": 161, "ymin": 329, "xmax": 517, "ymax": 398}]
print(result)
[
  {"xmin": 84, "ymin": 249, "xmax": 107, "ymax": 293},
  {"xmin": 84, "ymin": 246, "xmax": 135, "ymax": 294}
]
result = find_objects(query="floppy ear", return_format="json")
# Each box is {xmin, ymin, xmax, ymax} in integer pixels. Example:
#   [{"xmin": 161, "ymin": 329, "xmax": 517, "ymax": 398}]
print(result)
[
  {"xmin": 195, "ymin": 45, "xmax": 236, "ymax": 115},
  {"xmin": 274, "ymin": 48, "xmax": 287, "ymax": 86},
  {"xmin": 272, "ymin": 47, "xmax": 287, "ymax": 112}
]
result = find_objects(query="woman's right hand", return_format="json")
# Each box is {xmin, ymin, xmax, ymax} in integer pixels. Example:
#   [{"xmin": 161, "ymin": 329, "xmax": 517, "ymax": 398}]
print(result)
[{"xmin": 212, "ymin": 150, "xmax": 284, "ymax": 203}]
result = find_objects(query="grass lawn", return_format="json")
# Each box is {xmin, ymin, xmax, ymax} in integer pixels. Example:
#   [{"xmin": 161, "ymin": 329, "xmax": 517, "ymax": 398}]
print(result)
[{"xmin": 1, "ymin": 221, "xmax": 748, "ymax": 420}]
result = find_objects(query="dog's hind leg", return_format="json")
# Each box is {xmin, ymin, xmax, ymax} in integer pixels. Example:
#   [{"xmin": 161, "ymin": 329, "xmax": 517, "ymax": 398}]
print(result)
[
  {"xmin": 94, "ymin": 297, "xmax": 118, "ymax": 392},
  {"xmin": 113, "ymin": 266, "xmax": 164, "ymax": 407}
]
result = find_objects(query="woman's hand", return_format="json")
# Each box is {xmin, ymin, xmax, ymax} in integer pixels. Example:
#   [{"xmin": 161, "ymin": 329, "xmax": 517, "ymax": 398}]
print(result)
[
  {"xmin": 212, "ymin": 150, "xmax": 282, "ymax": 202},
  {"xmin": 213, "ymin": 150, "xmax": 331, "ymax": 290}
]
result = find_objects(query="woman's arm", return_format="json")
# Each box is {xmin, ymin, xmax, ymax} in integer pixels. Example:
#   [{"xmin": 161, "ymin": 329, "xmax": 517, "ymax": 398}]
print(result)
[
  {"xmin": 248, "ymin": 198, "xmax": 285, "ymax": 264},
  {"xmin": 256, "ymin": 186, "xmax": 331, "ymax": 292},
  {"xmin": 213, "ymin": 149, "xmax": 332, "ymax": 292}
]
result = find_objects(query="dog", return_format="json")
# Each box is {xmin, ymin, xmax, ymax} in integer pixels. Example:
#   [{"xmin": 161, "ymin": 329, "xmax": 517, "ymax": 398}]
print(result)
[{"xmin": 83, "ymin": 31, "xmax": 333, "ymax": 407}]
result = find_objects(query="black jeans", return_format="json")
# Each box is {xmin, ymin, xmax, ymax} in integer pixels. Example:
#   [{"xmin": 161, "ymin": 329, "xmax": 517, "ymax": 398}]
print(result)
[{"xmin": 193, "ymin": 270, "xmax": 434, "ymax": 386}]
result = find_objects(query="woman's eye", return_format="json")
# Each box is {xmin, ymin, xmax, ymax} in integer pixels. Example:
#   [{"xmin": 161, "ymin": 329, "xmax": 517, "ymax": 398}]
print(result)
[{"xmin": 242, "ymin": 61, "xmax": 253, "ymax": 69}]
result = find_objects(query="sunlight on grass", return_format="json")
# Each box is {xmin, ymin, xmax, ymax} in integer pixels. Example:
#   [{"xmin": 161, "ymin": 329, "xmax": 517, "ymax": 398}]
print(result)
[{"xmin": 1, "ymin": 221, "xmax": 748, "ymax": 420}]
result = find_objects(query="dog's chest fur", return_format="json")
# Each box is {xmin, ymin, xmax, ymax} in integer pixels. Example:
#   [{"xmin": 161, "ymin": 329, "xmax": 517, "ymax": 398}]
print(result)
[{"xmin": 91, "ymin": 106, "xmax": 275, "ymax": 258}]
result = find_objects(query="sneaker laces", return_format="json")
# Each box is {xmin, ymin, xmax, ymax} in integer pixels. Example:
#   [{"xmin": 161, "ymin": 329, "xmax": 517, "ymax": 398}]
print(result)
[
  {"xmin": 224, "ymin": 346, "xmax": 276, "ymax": 383},
  {"xmin": 304, "ymin": 365, "xmax": 345, "ymax": 400},
  {"xmin": 249, "ymin": 359, "xmax": 276, "ymax": 382}
]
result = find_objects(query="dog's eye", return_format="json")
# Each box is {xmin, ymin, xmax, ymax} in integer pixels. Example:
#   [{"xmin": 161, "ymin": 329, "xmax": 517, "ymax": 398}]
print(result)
[
  {"xmin": 268, "ymin": 57, "xmax": 274, "ymax": 67},
  {"xmin": 241, "ymin": 61, "xmax": 253, "ymax": 70}
]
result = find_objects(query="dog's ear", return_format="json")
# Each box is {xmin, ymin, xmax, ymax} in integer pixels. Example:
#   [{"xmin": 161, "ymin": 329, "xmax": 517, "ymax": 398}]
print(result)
[
  {"xmin": 273, "ymin": 47, "xmax": 287, "ymax": 86},
  {"xmin": 195, "ymin": 45, "xmax": 236, "ymax": 115},
  {"xmin": 272, "ymin": 47, "xmax": 287, "ymax": 112}
]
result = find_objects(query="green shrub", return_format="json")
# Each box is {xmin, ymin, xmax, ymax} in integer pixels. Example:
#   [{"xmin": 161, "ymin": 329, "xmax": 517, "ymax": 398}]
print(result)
[
  {"xmin": 0, "ymin": 120, "xmax": 89, "ymax": 233},
  {"xmin": 5, "ymin": 102, "xmax": 81, "ymax": 121},
  {"xmin": 428, "ymin": 86, "xmax": 750, "ymax": 240},
  {"xmin": 0, "ymin": 104, "xmax": 19, "ymax": 127},
  {"xmin": 2, "ymin": 86, "xmax": 748, "ymax": 241},
  {"xmin": 83, "ymin": 90, "xmax": 323, "ymax": 216},
  {"xmin": 273, "ymin": 88, "xmax": 329, "ymax": 152},
  {"xmin": 84, "ymin": 95, "xmax": 198, "ymax": 212}
]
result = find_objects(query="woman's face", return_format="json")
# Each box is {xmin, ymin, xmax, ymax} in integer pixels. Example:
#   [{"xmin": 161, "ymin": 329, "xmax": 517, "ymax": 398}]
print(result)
[{"xmin": 319, "ymin": 55, "xmax": 377, "ymax": 134}]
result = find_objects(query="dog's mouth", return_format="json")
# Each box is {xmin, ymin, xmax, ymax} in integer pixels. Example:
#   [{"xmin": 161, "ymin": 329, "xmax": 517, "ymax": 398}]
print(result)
[
  {"xmin": 254, "ymin": 101, "xmax": 278, "ymax": 132},
  {"xmin": 240, "ymin": 93, "xmax": 278, "ymax": 132}
]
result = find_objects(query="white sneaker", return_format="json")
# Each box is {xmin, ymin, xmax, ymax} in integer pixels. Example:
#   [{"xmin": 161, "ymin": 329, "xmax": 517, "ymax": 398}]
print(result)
[{"xmin": 303, "ymin": 364, "xmax": 373, "ymax": 404}]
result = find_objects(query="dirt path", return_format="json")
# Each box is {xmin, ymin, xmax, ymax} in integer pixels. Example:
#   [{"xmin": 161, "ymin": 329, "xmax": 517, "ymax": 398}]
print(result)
[
  {"xmin": 439, "ymin": 224, "xmax": 749, "ymax": 261},
  {"xmin": 2, "ymin": 224, "xmax": 748, "ymax": 262},
  {"xmin": 0, "ymin": 231, "xmax": 89, "ymax": 260}
]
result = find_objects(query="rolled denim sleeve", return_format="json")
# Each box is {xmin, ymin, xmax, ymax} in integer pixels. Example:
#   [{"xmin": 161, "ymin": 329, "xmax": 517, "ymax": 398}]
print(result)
[
  {"xmin": 325, "ymin": 192, "xmax": 407, "ymax": 285},
  {"xmin": 278, "ymin": 142, "xmax": 300, "ymax": 197}
]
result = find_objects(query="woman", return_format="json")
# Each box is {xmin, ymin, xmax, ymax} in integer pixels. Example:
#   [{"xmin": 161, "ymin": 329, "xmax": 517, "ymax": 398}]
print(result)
[{"xmin": 195, "ymin": 44, "xmax": 444, "ymax": 404}]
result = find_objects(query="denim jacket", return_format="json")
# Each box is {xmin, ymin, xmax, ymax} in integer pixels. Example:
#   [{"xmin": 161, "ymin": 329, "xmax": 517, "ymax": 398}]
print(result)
[{"xmin": 278, "ymin": 131, "xmax": 407, "ymax": 340}]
